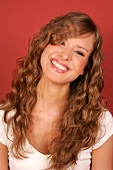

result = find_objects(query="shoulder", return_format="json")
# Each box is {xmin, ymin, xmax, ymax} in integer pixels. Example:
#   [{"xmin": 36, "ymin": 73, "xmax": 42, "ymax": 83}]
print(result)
[
  {"xmin": 0, "ymin": 109, "xmax": 16, "ymax": 126},
  {"xmin": 0, "ymin": 109, "xmax": 15, "ymax": 119},
  {"xmin": 0, "ymin": 110, "xmax": 7, "ymax": 146},
  {"xmin": 92, "ymin": 110, "xmax": 113, "ymax": 149},
  {"xmin": 0, "ymin": 109, "xmax": 15, "ymax": 145},
  {"xmin": 0, "ymin": 110, "xmax": 5, "ymax": 124},
  {"xmin": 0, "ymin": 109, "xmax": 4, "ymax": 117},
  {"xmin": 100, "ymin": 110, "xmax": 113, "ymax": 125},
  {"xmin": 99, "ymin": 110, "xmax": 113, "ymax": 134}
]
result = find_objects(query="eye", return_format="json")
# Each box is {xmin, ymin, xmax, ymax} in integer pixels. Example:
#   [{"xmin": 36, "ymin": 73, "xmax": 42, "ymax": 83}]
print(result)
[
  {"xmin": 75, "ymin": 51, "xmax": 84, "ymax": 57},
  {"xmin": 61, "ymin": 42, "xmax": 65, "ymax": 46}
]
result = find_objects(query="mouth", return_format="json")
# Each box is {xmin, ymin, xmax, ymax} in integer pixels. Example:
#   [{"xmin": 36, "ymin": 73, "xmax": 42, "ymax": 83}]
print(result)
[{"xmin": 50, "ymin": 59, "xmax": 69, "ymax": 73}]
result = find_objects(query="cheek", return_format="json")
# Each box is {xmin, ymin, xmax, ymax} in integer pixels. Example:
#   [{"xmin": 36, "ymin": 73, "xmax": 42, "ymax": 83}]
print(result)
[
  {"xmin": 41, "ymin": 46, "xmax": 50, "ymax": 63},
  {"xmin": 40, "ymin": 50, "xmax": 52, "ymax": 72},
  {"xmin": 73, "ymin": 59, "xmax": 88, "ymax": 75},
  {"xmin": 40, "ymin": 52, "xmax": 47, "ymax": 71},
  {"xmin": 80, "ymin": 60, "xmax": 88, "ymax": 74},
  {"xmin": 40, "ymin": 53, "xmax": 44, "ymax": 66},
  {"xmin": 81, "ymin": 60, "xmax": 88, "ymax": 68},
  {"xmin": 74, "ymin": 58, "xmax": 88, "ymax": 69}
]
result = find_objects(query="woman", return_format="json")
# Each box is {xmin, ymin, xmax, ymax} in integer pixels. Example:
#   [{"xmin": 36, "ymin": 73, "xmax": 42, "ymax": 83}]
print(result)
[{"xmin": 0, "ymin": 11, "xmax": 113, "ymax": 170}]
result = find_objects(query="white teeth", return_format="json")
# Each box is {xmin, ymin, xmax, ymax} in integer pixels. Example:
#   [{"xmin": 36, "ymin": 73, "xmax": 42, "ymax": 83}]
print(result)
[{"xmin": 52, "ymin": 60, "xmax": 67, "ymax": 71}]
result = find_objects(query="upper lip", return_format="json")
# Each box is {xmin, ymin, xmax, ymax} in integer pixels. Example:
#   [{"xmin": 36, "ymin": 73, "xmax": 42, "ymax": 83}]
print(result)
[{"xmin": 50, "ymin": 58, "xmax": 70, "ymax": 70}]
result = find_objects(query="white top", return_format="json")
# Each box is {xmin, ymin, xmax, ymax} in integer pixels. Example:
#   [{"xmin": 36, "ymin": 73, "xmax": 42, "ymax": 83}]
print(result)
[{"xmin": 0, "ymin": 110, "xmax": 113, "ymax": 170}]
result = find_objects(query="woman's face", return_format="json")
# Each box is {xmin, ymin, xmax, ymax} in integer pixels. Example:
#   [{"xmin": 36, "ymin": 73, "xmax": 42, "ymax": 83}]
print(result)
[{"xmin": 40, "ymin": 34, "xmax": 94, "ymax": 85}]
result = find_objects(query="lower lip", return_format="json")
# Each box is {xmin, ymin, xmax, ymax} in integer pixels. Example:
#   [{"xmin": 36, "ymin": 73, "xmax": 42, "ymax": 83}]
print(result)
[{"xmin": 50, "ymin": 61, "xmax": 68, "ymax": 73}]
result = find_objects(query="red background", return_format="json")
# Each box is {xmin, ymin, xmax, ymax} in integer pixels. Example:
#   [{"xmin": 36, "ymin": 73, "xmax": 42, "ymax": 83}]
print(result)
[{"xmin": 0, "ymin": 0, "xmax": 113, "ymax": 114}]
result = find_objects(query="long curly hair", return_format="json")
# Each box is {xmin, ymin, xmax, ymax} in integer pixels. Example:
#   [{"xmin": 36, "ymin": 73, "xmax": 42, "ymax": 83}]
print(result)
[{"xmin": 0, "ymin": 11, "xmax": 106, "ymax": 169}]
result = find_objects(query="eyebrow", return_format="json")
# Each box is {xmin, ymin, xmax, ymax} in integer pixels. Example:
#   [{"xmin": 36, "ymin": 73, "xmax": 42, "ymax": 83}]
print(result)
[{"xmin": 77, "ymin": 45, "xmax": 88, "ymax": 53}]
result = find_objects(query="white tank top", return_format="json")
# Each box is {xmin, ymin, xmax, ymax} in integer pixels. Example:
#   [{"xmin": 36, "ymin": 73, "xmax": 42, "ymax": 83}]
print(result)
[{"xmin": 0, "ymin": 110, "xmax": 113, "ymax": 170}]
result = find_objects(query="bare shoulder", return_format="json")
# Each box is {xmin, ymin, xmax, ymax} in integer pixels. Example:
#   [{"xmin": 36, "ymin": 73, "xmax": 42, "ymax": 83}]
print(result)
[
  {"xmin": 0, "ymin": 142, "xmax": 9, "ymax": 170},
  {"xmin": 92, "ymin": 135, "xmax": 113, "ymax": 170}
]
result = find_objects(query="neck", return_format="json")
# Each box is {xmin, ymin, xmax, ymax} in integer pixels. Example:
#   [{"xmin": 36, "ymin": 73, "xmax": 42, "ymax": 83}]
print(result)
[{"xmin": 33, "ymin": 77, "xmax": 69, "ymax": 116}]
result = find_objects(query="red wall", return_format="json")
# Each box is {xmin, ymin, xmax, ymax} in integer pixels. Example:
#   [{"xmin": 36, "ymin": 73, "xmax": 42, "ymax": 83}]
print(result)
[{"xmin": 0, "ymin": 0, "xmax": 113, "ymax": 113}]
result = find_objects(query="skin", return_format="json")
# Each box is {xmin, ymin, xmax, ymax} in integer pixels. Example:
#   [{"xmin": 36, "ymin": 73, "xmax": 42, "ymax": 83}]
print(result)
[
  {"xmin": 40, "ymin": 35, "xmax": 93, "ymax": 86},
  {"xmin": 92, "ymin": 136, "xmax": 113, "ymax": 170},
  {"xmin": 0, "ymin": 35, "xmax": 113, "ymax": 170},
  {"xmin": 0, "ymin": 142, "xmax": 9, "ymax": 170}
]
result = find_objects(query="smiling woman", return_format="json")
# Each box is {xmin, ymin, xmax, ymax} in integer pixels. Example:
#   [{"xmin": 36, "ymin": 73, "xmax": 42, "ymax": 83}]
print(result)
[
  {"xmin": 0, "ymin": 11, "xmax": 113, "ymax": 170},
  {"xmin": 41, "ymin": 36, "xmax": 93, "ymax": 84}
]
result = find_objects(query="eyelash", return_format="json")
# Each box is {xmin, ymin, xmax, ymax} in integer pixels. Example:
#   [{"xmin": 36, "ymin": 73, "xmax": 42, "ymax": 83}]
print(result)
[
  {"xmin": 61, "ymin": 42, "xmax": 65, "ymax": 46},
  {"xmin": 61, "ymin": 42, "xmax": 84, "ymax": 57},
  {"xmin": 75, "ymin": 51, "xmax": 84, "ymax": 57}
]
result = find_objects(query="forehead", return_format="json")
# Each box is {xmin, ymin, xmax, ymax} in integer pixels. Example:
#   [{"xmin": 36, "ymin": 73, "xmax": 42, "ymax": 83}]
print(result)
[
  {"xmin": 68, "ymin": 34, "xmax": 94, "ymax": 52},
  {"xmin": 74, "ymin": 33, "xmax": 95, "ymax": 46}
]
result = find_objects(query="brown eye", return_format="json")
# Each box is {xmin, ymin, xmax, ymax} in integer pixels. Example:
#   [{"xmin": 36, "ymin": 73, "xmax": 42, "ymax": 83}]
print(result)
[
  {"xmin": 76, "ymin": 51, "xmax": 84, "ymax": 57},
  {"xmin": 61, "ymin": 42, "xmax": 65, "ymax": 46}
]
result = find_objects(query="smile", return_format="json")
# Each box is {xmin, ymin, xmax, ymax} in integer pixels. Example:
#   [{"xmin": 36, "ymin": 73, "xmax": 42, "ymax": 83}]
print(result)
[{"xmin": 51, "ymin": 60, "xmax": 68, "ymax": 71}]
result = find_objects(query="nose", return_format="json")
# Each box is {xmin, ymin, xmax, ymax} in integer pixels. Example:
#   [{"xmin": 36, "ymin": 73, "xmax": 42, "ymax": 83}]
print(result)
[{"xmin": 60, "ymin": 49, "xmax": 72, "ymax": 61}]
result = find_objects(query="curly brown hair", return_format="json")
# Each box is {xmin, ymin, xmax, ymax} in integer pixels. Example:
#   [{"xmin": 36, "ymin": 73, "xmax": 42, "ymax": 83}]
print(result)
[{"xmin": 0, "ymin": 11, "xmax": 106, "ymax": 169}]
